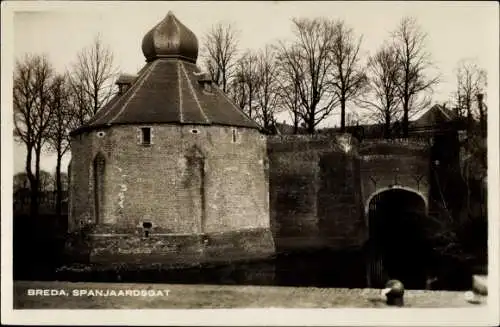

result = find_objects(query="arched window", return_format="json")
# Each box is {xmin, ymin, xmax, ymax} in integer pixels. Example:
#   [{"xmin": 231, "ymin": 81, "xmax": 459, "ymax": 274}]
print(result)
[{"xmin": 93, "ymin": 153, "xmax": 106, "ymax": 224}]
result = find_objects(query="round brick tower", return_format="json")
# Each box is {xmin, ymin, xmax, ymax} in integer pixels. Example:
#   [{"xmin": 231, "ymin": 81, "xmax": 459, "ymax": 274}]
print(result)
[{"xmin": 68, "ymin": 11, "xmax": 274, "ymax": 265}]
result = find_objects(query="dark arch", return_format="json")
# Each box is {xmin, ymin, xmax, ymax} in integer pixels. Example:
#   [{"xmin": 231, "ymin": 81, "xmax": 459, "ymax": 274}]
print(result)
[
  {"xmin": 364, "ymin": 186, "xmax": 428, "ymax": 217},
  {"xmin": 93, "ymin": 153, "xmax": 106, "ymax": 224},
  {"xmin": 365, "ymin": 188, "xmax": 431, "ymax": 289}
]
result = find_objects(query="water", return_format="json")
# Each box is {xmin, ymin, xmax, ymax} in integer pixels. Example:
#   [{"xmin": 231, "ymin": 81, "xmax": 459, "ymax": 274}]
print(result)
[
  {"xmin": 13, "ymin": 215, "xmax": 476, "ymax": 291},
  {"xmin": 50, "ymin": 250, "xmax": 367, "ymax": 287},
  {"xmin": 15, "ymin": 248, "xmax": 474, "ymax": 291}
]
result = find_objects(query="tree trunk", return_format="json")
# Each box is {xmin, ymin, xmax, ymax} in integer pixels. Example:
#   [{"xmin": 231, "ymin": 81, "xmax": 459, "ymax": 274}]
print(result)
[
  {"xmin": 306, "ymin": 111, "xmax": 315, "ymax": 134},
  {"xmin": 307, "ymin": 124, "xmax": 315, "ymax": 134},
  {"xmin": 293, "ymin": 110, "xmax": 299, "ymax": 134},
  {"xmin": 384, "ymin": 111, "xmax": 391, "ymax": 139},
  {"xmin": 466, "ymin": 104, "xmax": 474, "ymax": 137},
  {"xmin": 403, "ymin": 101, "xmax": 409, "ymax": 138},
  {"xmin": 93, "ymin": 89, "xmax": 99, "ymax": 115},
  {"xmin": 248, "ymin": 86, "xmax": 253, "ymax": 119},
  {"xmin": 263, "ymin": 111, "xmax": 270, "ymax": 132},
  {"xmin": 29, "ymin": 147, "xmax": 42, "ymax": 219},
  {"xmin": 25, "ymin": 145, "xmax": 39, "ymax": 219},
  {"xmin": 55, "ymin": 150, "xmax": 63, "ymax": 219},
  {"xmin": 340, "ymin": 97, "xmax": 346, "ymax": 133}
]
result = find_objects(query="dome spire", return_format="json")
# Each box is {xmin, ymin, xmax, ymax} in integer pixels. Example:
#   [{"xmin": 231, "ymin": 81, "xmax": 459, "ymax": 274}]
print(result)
[{"xmin": 141, "ymin": 11, "xmax": 199, "ymax": 63}]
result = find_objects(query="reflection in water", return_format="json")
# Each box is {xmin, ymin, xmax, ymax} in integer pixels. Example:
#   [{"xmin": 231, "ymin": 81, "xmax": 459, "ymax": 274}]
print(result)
[
  {"xmin": 38, "ymin": 248, "xmax": 471, "ymax": 291},
  {"xmin": 14, "ymin": 202, "xmax": 474, "ymax": 291}
]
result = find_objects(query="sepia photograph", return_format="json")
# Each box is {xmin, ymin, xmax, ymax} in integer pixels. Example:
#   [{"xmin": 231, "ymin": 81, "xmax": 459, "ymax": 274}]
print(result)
[{"xmin": 1, "ymin": 1, "xmax": 498, "ymax": 325}]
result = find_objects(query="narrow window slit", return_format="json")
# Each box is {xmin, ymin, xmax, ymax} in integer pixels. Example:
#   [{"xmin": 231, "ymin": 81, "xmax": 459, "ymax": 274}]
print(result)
[
  {"xmin": 141, "ymin": 127, "xmax": 151, "ymax": 145},
  {"xmin": 142, "ymin": 221, "xmax": 152, "ymax": 238},
  {"xmin": 232, "ymin": 129, "xmax": 237, "ymax": 143}
]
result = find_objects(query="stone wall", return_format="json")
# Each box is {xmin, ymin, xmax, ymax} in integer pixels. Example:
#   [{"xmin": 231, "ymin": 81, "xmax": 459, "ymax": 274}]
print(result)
[
  {"xmin": 359, "ymin": 139, "xmax": 430, "ymax": 215},
  {"xmin": 69, "ymin": 128, "xmax": 114, "ymax": 232},
  {"xmin": 86, "ymin": 228, "xmax": 274, "ymax": 265},
  {"xmin": 268, "ymin": 134, "xmax": 365, "ymax": 252}
]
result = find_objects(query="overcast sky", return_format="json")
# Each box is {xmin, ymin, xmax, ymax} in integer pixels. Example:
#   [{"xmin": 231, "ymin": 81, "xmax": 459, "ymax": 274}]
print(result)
[{"xmin": 5, "ymin": 1, "xmax": 499, "ymax": 174}]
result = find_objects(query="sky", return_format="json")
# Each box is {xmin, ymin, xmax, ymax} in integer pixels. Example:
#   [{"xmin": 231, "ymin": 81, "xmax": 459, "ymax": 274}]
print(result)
[{"xmin": 4, "ymin": 1, "xmax": 499, "ymax": 175}]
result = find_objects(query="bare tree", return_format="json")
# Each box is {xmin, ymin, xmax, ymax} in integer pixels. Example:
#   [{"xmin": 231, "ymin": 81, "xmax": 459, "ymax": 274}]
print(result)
[
  {"xmin": 330, "ymin": 20, "xmax": 368, "ymax": 132},
  {"xmin": 232, "ymin": 50, "xmax": 260, "ymax": 119},
  {"xmin": 254, "ymin": 45, "xmax": 282, "ymax": 132},
  {"xmin": 228, "ymin": 67, "xmax": 247, "ymax": 111},
  {"xmin": 454, "ymin": 59, "xmax": 487, "ymax": 129},
  {"xmin": 275, "ymin": 45, "xmax": 303, "ymax": 134},
  {"xmin": 69, "ymin": 35, "xmax": 117, "ymax": 120},
  {"xmin": 276, "ymin": 18, "xmax": 338, "ymax": 134},
  {"xmin": 13, "ymin": 54, "xmax": 55, "ymax": 218},
  {"xmin": 392, "ymin": 17, "xmax": 439, "ymax": 137},
  {"xmin": 357, "ymin": 44, "xmax": 401, "ymax": 138},
  {"xmin": 201, "ymin": 22, "xmax": 239, "ymax": 93},
  {"xmin": 46, "ymin": 73, "xmax": 74, "ymax": 218}
]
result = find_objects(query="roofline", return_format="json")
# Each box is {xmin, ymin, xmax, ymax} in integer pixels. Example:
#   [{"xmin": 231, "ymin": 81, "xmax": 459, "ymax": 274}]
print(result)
[
  {"xmin": 69, "ymin": 121, "xmax": 262, "ymax": 136},
  {"xmin": 145, "ymin": 55, "xmax": 197, "ymax": 64}
]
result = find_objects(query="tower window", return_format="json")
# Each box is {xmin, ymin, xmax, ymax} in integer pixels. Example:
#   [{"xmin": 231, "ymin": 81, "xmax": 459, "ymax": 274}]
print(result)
[
  {"xmin": 232, "ymin": 128, "xmax": 238, "ymax": 143},
  {"xmin": 142, "ymin": 221, "xmax": 152, "ymax": 238},
  {"xmin": 141, "ymin": 127, "xmax": 151, "ymax": 145}
]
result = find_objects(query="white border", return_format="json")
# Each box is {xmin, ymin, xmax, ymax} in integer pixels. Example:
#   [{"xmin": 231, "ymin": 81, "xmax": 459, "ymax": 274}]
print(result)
[{"xmin": 2, "ymin": 1, "xmax": 499, "ymax": 326}]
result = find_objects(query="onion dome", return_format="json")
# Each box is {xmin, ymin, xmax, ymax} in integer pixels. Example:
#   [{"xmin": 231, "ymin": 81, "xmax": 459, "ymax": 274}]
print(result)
[{"xmin": 141, "ymin": 11, "xmax": 198, "ymax": 63}]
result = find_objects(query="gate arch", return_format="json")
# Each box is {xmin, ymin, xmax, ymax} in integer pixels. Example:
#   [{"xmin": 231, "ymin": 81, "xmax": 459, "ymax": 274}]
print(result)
[
  {"xmin": 364, "ymin": 186, "xmax": 428, "ymax": 217},
  {"xmin": 365, "ymin": 187, "xmax": 431, "ymax": 289}
]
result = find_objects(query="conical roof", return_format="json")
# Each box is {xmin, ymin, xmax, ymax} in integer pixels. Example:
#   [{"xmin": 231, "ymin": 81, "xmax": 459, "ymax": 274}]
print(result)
[{"xmin": 71, "ymin": 12, "xmax": 259, "ymax": 135}]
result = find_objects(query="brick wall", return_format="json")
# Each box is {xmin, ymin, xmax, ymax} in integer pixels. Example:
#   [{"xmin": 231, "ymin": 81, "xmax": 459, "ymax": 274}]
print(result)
[
  {"xmin": 69, "ymin": 124, "xmax": 274, "ymax": 263},
  {"xmin": 268, "ymin": 134, "xmax": 364, "ymax": 252},
  {"xmin": 69, "ymin": 126, "xmax": 434, "ymax": 264},
  {"xmin": 359, "ymin": 139, "xmax": 430, "ymax": 215}
]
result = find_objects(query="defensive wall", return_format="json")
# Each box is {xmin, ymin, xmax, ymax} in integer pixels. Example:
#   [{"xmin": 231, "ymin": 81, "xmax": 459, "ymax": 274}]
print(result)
[{"xmin": 267, "ymin": 134, "xmax": 432, "ymax": 254}]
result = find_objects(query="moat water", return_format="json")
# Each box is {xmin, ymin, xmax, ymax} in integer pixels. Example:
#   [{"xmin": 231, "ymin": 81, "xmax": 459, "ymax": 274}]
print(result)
[
  {"xmin": 15, "ymin": 249, "xmax": 476, "ymax": 291},
  {"xmin": 14, "ymin": 215, "xmax": 481, "ymax": 291}
]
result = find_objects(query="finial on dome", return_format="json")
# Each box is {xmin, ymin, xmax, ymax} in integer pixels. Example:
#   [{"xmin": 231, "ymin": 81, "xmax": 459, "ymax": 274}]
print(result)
[{"xmin": 141, "ymin": 11, "xmax": 198, "ymax": 63}]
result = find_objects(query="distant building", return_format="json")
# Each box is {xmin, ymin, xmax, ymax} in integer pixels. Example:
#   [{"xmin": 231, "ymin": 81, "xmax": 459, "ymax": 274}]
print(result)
[{"xmin": 316, "ymin": 104, "xmax": 466, "ymax": 140}]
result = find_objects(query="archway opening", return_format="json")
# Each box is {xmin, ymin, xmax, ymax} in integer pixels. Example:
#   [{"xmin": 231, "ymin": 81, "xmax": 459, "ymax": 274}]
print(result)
[
  {"xmin": 93, "ymin": 153, "xmax": 106, "ymax": 224},
  {"xmin": 366, "ymin": 188, "xmax": 431, "ymax": 289}
]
